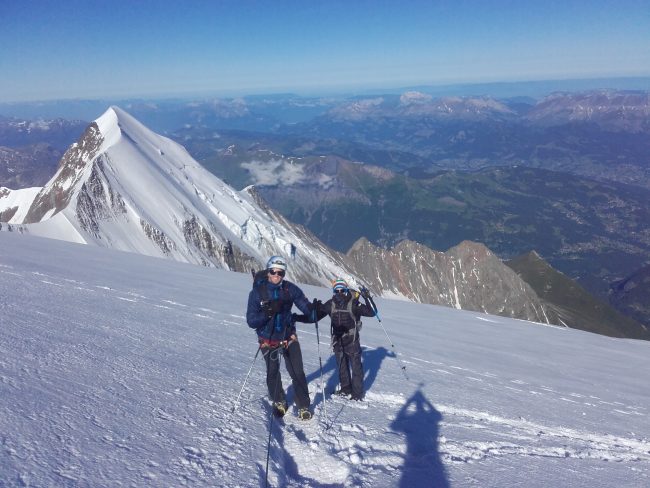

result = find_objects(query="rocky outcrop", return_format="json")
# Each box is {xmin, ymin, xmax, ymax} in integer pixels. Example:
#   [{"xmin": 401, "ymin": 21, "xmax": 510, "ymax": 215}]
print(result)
[
  {"xmin": 23, "ymin": 123, "xmax": 104, "ymax": 224},
  {"xmin": 0, "ymin": 206, "xmax": 18, "ymax": 223},
  {"xmin": 345, "ymin": 238, "xmax": 553, "ymax": 324},
  {"xmin": 140, "ymin": 219, "xmax": 176, "ymax": 256},
  {"xmin": 76, "ymin": 156, "xmax": 127, "ymax": 236}
]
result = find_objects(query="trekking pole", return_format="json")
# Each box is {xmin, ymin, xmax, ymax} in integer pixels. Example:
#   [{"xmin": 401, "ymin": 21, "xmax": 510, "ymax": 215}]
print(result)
[
  {"xmin": 363, "ymin": 287, "xmax": 410, "ymax": 382},
  {"xmin": 313, "ymin": 298, "xmax": 330, "ymax": 429},
  {"xmin": 230, "ymin": 345, "xmax": 262, "ymax": 414}
]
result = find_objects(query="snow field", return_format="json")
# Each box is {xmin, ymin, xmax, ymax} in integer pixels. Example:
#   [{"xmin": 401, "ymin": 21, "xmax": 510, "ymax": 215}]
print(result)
[{"xmin": 1, "ymin": 232, "xmax": 650, "ymax": 487}]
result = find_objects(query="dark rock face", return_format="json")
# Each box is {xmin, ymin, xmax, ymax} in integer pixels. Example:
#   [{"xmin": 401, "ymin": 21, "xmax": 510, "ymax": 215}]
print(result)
[
  {"xmin": 140, "ymin": 220, "xmax": 176, "ymax": 256},
  {"xmin": 23, "ymin": 123, "xmax": 104, "ymax": 224},
  {"xmin": 609, "ymin": 265, "xmax": 650, "ymax": 329},
  {"xmin": 181, "ymin": 214, "xmax": 258, "ymax": 271},
  {"xmin": 0, "ymin": 205, "xmax": 18, "ymax": 222},
  {"xmin": 76, "ymin": 157, "xmax": 127, "ymax": 237}
]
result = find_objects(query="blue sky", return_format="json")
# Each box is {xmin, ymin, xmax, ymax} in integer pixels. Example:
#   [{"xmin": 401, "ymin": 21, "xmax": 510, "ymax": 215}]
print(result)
[{"xmin": 1, "ymin": 0, "xmax": 649, "ymax": 102}]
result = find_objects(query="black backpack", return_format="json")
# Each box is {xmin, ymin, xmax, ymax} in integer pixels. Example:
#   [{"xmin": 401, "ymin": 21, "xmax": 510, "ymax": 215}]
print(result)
[{"xmin": 330, "ymin": 290, "xmax": 363, "ymax": 336}]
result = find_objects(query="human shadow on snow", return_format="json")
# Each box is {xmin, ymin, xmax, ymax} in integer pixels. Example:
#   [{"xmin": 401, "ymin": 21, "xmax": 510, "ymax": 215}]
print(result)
[
  {"xmin": 390, "ymin": 388, "xmax": 449, "ymax": 488},
  {"xmin": 363, "ymin": 346, "xmax": 394, "ymax": 392}
]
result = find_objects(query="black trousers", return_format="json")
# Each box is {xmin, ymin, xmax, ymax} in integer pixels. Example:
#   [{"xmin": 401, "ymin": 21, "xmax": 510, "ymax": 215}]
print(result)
[
  {"xmin": 262, "ymin": 340, "xmax": 310, "ymax": 409},
  {"xmin": 333, "ymin": 330, "xmax": 364, "ymax": 399}
]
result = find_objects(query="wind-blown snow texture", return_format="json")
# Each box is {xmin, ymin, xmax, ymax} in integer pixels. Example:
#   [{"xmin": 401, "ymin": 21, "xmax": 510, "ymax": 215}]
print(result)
[{"xmin": 1, "ymin": 232, "xmax": 649, "ymax": 487}]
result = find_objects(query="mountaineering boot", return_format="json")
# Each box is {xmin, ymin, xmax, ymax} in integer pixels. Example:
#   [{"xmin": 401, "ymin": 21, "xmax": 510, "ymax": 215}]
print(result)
[
  {"xmin": 333, "ymin": 388, "xmax": 352, "ymax": 398},
  {"xmin": 273, "ymin": 401, "xmax": 288, "ymax": 417},
  {"xmin": 298, "ymin": 408, "xmax": 312, "ymax": 420}
]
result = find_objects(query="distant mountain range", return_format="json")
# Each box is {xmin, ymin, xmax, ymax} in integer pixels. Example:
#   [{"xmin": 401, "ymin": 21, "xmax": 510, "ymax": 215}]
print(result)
[
  {"xmin": 5, "ymin": 106, "xmax": 638, "ymax": 336},
  {"xmin": 275, "ymin": 90, "xmax": 650, "ymax": 189},
  {"xmin": 4, "ymin": 90, "xmax": 650, "ymax": 190}
]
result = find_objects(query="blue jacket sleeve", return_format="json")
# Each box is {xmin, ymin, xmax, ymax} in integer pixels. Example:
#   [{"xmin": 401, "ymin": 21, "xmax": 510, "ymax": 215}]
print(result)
[
  {"xmin": 289, "ymin": 283, "xmax": 312, "ymax": 317},
  {"xmin": 246, "ymin": 288, "xmax": 268, "ymax": 330}
]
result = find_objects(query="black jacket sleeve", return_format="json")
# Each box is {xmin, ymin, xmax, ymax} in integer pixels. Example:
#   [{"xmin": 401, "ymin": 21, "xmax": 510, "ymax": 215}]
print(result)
[
  {"xmin": 292, "ymin": 298, "xmax": 330, "ymax": 323},
  {"xmin": 353, "ymin": 296, "xmax": 376, "ymax": 318}
]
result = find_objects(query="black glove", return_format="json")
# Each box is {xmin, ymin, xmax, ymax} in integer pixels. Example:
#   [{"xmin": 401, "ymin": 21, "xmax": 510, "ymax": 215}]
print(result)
[
  {"xmin": 311, "ymin": 299, "xmax": 323, "ymax": 311},
  {"xmin": 264, "ymin": 300, "xmax": 282, "ymax": 319},
  {"xmin": 360, "ymin": 287, "xmax": 371, "ymax": 299}
]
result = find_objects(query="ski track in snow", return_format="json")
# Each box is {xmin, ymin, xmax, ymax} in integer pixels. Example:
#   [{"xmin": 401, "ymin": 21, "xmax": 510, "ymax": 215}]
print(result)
[{"xmin": 2, "ymin": 241, "xmax": 650, "ymax": 488}]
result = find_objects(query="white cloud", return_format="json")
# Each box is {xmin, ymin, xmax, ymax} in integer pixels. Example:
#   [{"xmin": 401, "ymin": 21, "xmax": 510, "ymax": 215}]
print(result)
[
  {"xmin": 316, "ymin": 173, "xmax": 334, "ymax": 189},
  {"xmin": 241, "ymin": 159, "xmax": 306, "ymax": 186}
]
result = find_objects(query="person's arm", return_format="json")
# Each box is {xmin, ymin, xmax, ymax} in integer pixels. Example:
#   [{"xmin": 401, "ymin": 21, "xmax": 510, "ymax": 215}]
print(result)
[
  {"xmin": 293, "ymin": 298, "xmax": 329, "ymax": 322},
  {"xmin": 246, "ymin": 287, "xmax": 277, "ymax": 330},
  {"xmin": 290, "ymin": 283, "xmax": 312, "ymax": 315},
  {"xmin": 290, "ymin": 283, "xmax": 330, "ymax": 322},
  {"xmin": 354, "ymin": 295, "xmax": 376, "ymax": 318}
]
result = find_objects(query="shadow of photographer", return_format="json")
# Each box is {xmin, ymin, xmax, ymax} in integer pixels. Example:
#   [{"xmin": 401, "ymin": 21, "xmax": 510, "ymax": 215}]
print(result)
[{"xmin": 390, "ymin": 388, "xmax": 449, "ymax": 488}]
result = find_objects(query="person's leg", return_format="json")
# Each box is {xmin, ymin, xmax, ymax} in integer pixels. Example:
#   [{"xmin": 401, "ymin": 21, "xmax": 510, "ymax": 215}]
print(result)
[
  {"xmin": 283, "ymin": 341, "xmax": 310, "ymax": 409},
  {"xmin": 332, "ymin": 336, "xmax": 352, "ymax": 395},
  {"xmin": 263, "ymin": 347, "xmax": 286, "ymax": 404},
  {"xmin": 346, "ymin": 336, "xmax": 364, "ymax": 400}
]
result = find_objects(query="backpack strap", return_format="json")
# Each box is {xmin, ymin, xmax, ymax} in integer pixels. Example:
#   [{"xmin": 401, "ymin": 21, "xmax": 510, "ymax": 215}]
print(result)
[
  {"xmin": 254, "ymin": 279, "xmax": 289, "ymax": 304},
  {"xmin": 254, "ymin": 279, "xmax": 269, "ymax": 302}
]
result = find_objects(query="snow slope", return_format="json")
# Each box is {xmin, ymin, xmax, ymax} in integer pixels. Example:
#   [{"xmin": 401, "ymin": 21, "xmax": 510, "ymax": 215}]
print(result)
[{"xmin": 1, "ymin": 232, "xmax": 649, "ymax": 487}]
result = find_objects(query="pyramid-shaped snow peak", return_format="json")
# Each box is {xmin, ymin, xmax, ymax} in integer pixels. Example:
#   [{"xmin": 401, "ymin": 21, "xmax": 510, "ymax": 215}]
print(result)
[{"xmin": 5, "ymin": 106, "xmax": 353, "ymax": 286}]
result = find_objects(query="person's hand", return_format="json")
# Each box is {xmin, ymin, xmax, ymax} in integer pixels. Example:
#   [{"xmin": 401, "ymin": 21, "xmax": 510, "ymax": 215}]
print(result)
[
  {"xmin": 360, "ymin": 287, "xmax": 371, "ymax": 299},
  {"xmin": 264, "ymin": 300, "xmax": 282, "ymax": 319},
  {"xmin": 310, "ymin": 299, "xmax": 322, "ymax": 314}
]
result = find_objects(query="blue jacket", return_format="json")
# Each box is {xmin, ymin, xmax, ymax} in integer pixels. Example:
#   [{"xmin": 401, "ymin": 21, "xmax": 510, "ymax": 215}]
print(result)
[{"xmin": 246, "ymin": 279, "xmax": 312, "ymax": 342}]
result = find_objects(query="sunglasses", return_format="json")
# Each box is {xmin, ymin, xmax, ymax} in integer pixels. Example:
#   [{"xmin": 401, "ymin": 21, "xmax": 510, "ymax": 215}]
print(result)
[
  {"xmin": 268, "ymin": 269, "xmax": 285, "ymax": 277},
  {"xmin": 334, "ymin": 288, "xmax": 348, "ymax": 294}
]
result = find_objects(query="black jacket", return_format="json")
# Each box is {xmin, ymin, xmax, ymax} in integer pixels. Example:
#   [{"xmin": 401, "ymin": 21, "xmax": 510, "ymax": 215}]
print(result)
[{"xmin": 297, "ymin": 291, "xmax": 375, "ymax": 335}]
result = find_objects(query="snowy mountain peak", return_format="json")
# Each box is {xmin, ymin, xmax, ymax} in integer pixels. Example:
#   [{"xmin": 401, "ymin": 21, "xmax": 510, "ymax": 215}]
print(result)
[
  {"xmin": 2, "ymin": 106, "xmax": 359, "ymax": 288},
  {"xmin": 94, "ymin": 106, "xmax": 121, "ymax": 150},
  {"xmin": 96, "ymin": 105, "xmax": 169, "ymax": 153}
]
